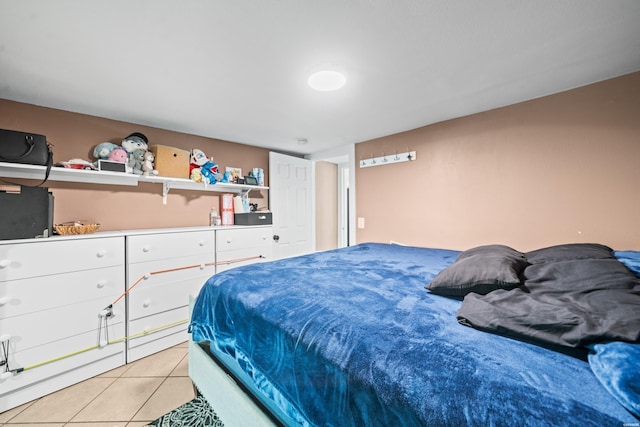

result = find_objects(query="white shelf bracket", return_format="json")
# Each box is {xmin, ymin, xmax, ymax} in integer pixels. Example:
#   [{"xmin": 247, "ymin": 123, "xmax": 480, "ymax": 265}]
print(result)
[{"xmin": 162, "ymin": 181, "xmax": 171, "ymax": 205}]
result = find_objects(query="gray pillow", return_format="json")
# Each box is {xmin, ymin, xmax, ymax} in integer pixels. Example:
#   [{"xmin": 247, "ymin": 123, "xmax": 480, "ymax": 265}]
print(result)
[
  {"xmin": 525, "ymin": 243, "xmax": 613, "ymax": 264},
  {"xmin": 426, "ymin": 245, "xmax": 528, "ymax": 297}
]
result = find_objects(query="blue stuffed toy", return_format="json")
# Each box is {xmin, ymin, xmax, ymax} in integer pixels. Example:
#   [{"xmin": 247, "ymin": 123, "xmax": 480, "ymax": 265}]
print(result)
[
  {"xmin": 92, "ymin": 142, "xmax": 119, "ymax": 165},
  {"xmin": 200, "ymin": 159, "xmax": 223, "ymax": 184}
]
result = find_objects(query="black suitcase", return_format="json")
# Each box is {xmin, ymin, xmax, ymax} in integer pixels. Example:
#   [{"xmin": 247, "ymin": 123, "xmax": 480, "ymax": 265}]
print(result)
[{"xmin": 0, "ymin": 185, "xmax": 54, "ymax": 240}]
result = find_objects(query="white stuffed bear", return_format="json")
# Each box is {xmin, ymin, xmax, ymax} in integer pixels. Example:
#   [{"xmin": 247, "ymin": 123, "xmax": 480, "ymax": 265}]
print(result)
[{"xmin": 142, "ymin": 150, "xmax": 158, "ymax": 176}]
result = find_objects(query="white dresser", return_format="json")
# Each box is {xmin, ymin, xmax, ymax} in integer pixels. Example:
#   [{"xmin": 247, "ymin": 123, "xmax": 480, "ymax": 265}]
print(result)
[
  {"xmin": 0, "ymin": 236, "xmax": 126, "ymax": 413},
  {"xmin": 216, "ymin": 226, "xmax": 273, "ymax": 274},
  {"xmin": 125, "ymin": 229, "xmax": 216, "ymax": 362},
  {"xmin": 0, "ymin": 225, "xmax": 273, "ymax": 411}
]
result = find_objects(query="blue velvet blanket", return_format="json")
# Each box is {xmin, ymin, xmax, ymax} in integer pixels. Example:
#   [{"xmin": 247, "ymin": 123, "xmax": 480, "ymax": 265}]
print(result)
[{"xmin": 189, "ymin": 243, "xmax": 637, "ymax": 426}]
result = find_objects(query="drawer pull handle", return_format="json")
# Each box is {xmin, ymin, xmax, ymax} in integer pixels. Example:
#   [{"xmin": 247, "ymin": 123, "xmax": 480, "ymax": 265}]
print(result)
[
  {"xmin": 199, "ymin": 240, "xmax": 205, "ymax": 246},
  {"xmin": 226, "ymin": 239, "xmax": 231, "ymax": 244},
  {"xmin": 258, "ymin": 215, "xmax": 266, "ymax": 220},
  {"xmin": 0, "ymin": 296, "xmax": 11, "ymax": 306},
  {"xmin": 96, "ymin": 281, "xmax": 106, "ymax": 289},
  {"xmin": 96, "ymin": 250, "xmax": 106, "ymax": 258},
  {"xmin": 143, "ymin": 300, "xmax": 151, "ymax": 308},
  {"xmin": 142, "ymin": 246, "xmax": 151, "ymax": 253},
  {"xmin": 0, "ymin": 259, "xmax": 10, "ymax": 268}
]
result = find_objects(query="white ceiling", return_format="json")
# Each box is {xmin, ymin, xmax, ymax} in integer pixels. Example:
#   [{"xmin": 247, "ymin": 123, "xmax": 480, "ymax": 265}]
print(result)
[{"xmin": 1, "ymin": 1, "xmax": 640, "ymax": 157}]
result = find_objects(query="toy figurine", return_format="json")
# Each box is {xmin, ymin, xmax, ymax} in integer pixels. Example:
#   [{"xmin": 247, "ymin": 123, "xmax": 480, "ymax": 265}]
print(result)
[
  {"xmin": 189, "ymin": 148, "xmax": 208, "ymax": 181},
  {"xmin": 108, "ymin": 146, "xmax": 128, "ymax": 163},
  {"xmin": 142, "ymin": 150, "xmax": 158, "ymax": 176},
  {"xmin": 200, "ymin": 158, "xmax": 223, "ymax": 184},
  {"xmin": 121, "ymin": 132, "xmax": 149, "ymax": 174}
]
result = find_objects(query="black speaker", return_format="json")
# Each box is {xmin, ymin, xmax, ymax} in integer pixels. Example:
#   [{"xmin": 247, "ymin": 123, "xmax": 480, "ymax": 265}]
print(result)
[{"xmin": 0, "ymin": 185, "xmax": 54, "ymax": 240}]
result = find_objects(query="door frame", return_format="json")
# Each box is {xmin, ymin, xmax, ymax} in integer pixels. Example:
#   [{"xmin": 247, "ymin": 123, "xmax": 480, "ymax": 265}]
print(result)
[{"xmin": 307, "ymin": 143, "xmax": 356, "ymax": 249}]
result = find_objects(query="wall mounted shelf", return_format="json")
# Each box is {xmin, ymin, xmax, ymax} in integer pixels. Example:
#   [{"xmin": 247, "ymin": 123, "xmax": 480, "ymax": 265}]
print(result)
[
  {"xmin": 0, "ymin": 162, "xmax": 268, "ymax": 204},
  {"xmin": 0, "ymin": 162, "xmax": 139, "ymax": 186},
  {"xmin": 138, "ymin": 175, "xmax": 268, "ymax": 204}
]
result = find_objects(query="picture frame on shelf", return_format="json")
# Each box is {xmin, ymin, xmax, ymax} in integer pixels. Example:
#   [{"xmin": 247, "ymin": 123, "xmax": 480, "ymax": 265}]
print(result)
[{"xmin": 226, "ymin": 166, "xmax": 242, "ymax": 183}]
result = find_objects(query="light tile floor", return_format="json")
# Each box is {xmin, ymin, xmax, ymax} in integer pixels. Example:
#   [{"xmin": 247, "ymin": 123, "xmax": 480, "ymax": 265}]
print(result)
[{"xmin": 0, "ymin": 342, "xmax": 195, "ymax": 426}]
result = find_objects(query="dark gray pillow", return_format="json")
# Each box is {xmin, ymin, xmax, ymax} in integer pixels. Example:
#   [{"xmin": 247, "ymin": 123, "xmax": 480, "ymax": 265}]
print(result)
[
  {"xmin": 426, "ymin": 245, "xmax": 528, "ymax": 297},
  {"xmin": 457, "ymin": 244, "xmax": 525, "ymax": 261},
  {"xmin": 525, "ymin": 243, "xmax": 613, "ymax": 264}
]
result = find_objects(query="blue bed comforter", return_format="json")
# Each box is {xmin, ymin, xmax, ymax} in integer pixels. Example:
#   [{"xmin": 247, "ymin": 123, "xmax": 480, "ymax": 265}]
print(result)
[{"xmin": 189, "ymin": 243, "xmax": 637, "ymax": 426}]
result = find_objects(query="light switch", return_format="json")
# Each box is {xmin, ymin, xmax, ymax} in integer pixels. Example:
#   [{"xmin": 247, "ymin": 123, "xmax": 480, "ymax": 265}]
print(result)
[{"xmin": 357, "ymin": 217, "xmax": 365, "ymax": 229}]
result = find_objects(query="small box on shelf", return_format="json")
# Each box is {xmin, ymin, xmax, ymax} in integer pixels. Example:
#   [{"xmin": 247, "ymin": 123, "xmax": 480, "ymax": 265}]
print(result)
[
  {"xmin": 149, "ymin": 145, "xmax": 190, "ymax": 179},
  {"xmin": 234, "ymin": 212, "xmax": 272, "ymax": 226}
]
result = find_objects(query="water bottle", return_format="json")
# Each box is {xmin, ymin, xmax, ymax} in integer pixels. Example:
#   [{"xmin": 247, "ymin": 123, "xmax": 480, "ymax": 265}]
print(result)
[{"xmin": 209, "ymin": 208, "xmax": 219, "ymax": 226}]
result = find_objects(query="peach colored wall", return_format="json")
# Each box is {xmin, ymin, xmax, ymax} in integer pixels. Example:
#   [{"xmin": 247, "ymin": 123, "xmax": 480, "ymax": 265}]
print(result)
[
  {"xmin": 0, "ymin": 100, "xmax": 269, "ymax": 231},
  {"xmin": 355, "ymin": 72, "xmax": 640, "ymax": 251},
  {"xmin": 315, "ymin": 161, "xmax": 338, "ymax": 251}
]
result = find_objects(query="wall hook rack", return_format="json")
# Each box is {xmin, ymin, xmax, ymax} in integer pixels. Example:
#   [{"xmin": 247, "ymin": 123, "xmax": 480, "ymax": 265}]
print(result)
[{"xmin": 359, "ymin": 151, "xmax": 416, "ymax": 168}]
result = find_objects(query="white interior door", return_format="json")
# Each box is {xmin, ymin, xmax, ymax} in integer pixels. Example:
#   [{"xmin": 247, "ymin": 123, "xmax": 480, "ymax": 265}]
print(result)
[{"xmin": 269, "ymin": 152, "xmax": 314, "ymax": 259}]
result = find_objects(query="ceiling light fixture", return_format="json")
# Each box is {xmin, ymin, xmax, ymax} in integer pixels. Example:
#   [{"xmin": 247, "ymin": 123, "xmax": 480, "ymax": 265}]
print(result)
[{"xmin": 307, "ymin": 70, "xmax": 346, "ymax": 92}]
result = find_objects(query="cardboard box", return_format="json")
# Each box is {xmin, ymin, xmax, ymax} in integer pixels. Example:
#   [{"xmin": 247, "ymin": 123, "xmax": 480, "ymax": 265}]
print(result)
[
  {"xmin": 221, "ymin": 210, "xmax": 234, "ymax": 226},
  {"xmin": 149, "ymin": 145, "xmax": 190, "ymax": 179},
  {"xmin": 220, "ymin": 193, "xmax": 234, "ymax": 211}
]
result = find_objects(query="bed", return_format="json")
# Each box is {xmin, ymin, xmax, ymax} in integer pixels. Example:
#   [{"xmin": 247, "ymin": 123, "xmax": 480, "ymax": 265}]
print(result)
[{"xmin": 189, "ymin": 242, "xmax": 640, "ymax": 426}]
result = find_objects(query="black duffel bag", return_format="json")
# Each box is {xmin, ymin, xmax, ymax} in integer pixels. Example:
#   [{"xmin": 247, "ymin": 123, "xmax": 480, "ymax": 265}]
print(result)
[{"xmin": 0, "ymin": 128, "xmax": 53, "ymax": 183}]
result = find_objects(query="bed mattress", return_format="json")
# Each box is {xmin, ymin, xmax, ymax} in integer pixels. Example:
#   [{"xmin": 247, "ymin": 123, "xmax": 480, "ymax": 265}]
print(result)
[{"xmin": 189, "ymin": 243, "xmax": 638, "ymax": 426}]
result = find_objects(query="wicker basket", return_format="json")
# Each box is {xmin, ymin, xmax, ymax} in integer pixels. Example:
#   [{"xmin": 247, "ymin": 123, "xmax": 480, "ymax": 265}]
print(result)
[{"xmin": 54, "ymin": 221, "xmax": 101, "ymax": 235}]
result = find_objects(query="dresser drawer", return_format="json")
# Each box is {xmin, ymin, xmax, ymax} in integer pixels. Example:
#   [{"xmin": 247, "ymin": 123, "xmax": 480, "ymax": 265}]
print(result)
[
  {"xmin": 126, "ymin": 306, "xmax": 189, "ymax": 362},
  {"xmin": 216, "ymin": 227, "xmax": 272, "ymax": 253},
  {"xmin": 127, "ymin": 262, "xmax": 214, "ymax": 320},
  {"xmin": 0, "ymin": 237, "xmax": 124, "ymax": 281},
  {"xmin": 216, "ymin": 246, "xmax": 273, "ymax": 273},
  {"xmin": 1, "ymin": 330, "xmax": 125, "ymax": 398},
  {"xmin": 127, "ymin": 230, "xmax": 214, "ymax": 263},
  {"xmin": 0, "ymin": 301, "xmax": 125, "ymax": 356},
  {"xmin": 0, "ymin": 265, "xmax": 124, "ymax": 319}
]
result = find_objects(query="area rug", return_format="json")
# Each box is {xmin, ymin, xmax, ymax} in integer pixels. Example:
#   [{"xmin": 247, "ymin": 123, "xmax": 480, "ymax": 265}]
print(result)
[{"xmin": 148, "ymin": 395, "xmax": 224, "ymax": 426}]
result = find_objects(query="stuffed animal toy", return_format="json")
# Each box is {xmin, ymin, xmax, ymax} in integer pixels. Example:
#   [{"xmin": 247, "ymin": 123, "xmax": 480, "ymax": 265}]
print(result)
[
  {"xmin": 108, "ymin": 147, "xmax": 128, "ymax": 163},
  {"xmin": 189, "ymin": 148, "xmax": 208, "ymax": 181},
  {"xmin": 128, "ymin": 148, "xmax": 146, "ymax": 175},
  {"xmin": 142, "ymin": 150, "xmax": 158, "ymax": 176},
  {"xmin": 121, "ymin": 132, "xmax": 149, "ymax": 173},
  {"xmin": 92, "ymin": 142, "xmax": 118, "ymax": 161},
  {"xmin": 200, "ymin": 158, "xmax": 223, "ymax": 184},
  {"xmin": 190, "ymin": 167, "xmax": 203, "ymax": 183}
]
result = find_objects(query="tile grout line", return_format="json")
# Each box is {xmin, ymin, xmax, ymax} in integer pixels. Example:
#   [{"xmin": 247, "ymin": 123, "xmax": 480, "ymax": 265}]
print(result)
[
  {"xmin": 128, "ymin": 352, "xmax": 190, "ymax": 424},
  {"xmin": 2, "ymin": 343, "xmax": 190, "ymax": 425}
]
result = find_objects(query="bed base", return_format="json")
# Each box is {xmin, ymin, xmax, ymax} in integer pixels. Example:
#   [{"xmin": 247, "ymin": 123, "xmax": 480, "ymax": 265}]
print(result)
[
  {"xmin": 188, "ymin": 294, "xmax": 281, "ymax": 426},
  {"xmin": 188, "ymin": 339, "xmax": 279, "ymax": 427}
]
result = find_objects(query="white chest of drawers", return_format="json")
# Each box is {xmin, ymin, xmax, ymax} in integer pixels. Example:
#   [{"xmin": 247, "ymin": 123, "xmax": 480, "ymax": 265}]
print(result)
[
  {"xmin": 0, "ymin": 236, "xmax": 126, "ymax": 412},
  {"xmin": 125, "ymin": 229, "xmax": 216, "ymax": 362},
  {"xmin": 216, "ymin": 226, "xmax": 273, "ymax": 274},
  {"xmin": 0, "ymin": 225, "xmax": 274, "ymax": 412}
]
